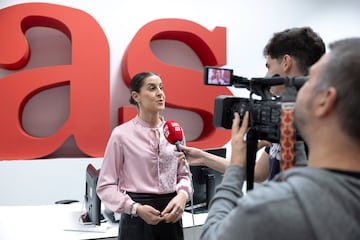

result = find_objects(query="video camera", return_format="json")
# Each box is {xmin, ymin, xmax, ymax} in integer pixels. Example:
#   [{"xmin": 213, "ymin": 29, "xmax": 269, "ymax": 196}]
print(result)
[{"xmin": 204, "ymin": 66, "xmax": 308, "ymax": 143}]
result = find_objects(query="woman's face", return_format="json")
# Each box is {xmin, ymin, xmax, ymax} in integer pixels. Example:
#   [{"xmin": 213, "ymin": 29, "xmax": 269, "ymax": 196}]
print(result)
[{"xmin": 133, "ymin": 75, "xmax": 166, "ymax": 113}]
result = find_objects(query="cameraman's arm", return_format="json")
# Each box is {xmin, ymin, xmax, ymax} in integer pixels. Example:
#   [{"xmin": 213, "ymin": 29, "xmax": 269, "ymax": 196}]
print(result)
[{"xmin": 254, "ymin": 150, "xmax": 270, "ymax": 182}]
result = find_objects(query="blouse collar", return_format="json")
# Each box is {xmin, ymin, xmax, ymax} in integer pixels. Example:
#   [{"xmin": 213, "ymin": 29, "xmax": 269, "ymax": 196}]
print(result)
[{"xmin": 134, "ymin": 115, "xmax": 164, "ymax": 128}]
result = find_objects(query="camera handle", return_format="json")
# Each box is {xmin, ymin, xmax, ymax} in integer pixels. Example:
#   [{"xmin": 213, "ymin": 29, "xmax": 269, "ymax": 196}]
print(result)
[{"xmin": 246, "ymin": 127, "xmax": 258, "ymax": 191}]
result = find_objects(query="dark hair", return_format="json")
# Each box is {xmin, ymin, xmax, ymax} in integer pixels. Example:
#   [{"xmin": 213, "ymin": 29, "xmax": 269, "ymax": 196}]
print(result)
[
  {"xmin": 263, "ymin": 27, "xmax": 325, "ymax": 75},
  {"xmin": 129, "ymin": 72, "xmax": 160, "ymax": 105},
  {"xmin": 317, "ymin": 38, "xmax": 360, "ymax": 143}
]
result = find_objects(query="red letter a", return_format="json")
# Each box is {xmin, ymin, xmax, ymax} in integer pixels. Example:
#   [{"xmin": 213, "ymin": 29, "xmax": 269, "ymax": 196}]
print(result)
[{"xmin": 0, "ymin": 3, "xmax": 110, "ymax": 159}]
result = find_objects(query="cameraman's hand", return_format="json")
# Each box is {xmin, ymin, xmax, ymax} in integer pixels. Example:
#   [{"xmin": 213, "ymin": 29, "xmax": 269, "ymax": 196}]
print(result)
[{"xmin": 230, "ymin": 111, "xmax": 249, "ymax": 167}]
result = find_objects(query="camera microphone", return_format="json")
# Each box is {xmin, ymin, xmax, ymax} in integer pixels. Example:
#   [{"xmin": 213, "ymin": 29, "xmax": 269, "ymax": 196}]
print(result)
[
  {"xmin": 289, "ymin": 76, "xmax": 308, "ymax": 90},
  {"xmin": 251, "ymin": 76, "xmax": 308, "ymax": 90}
]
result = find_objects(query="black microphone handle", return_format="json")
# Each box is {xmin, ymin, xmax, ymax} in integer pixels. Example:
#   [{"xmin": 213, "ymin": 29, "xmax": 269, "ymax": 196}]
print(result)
[
  {"xmin": 175, "ymin": 141, "xmax": 181, "ymax": 152},
  {"xmin": 175, "ymin": 141, "xmax": 191, "ymax": 174}
]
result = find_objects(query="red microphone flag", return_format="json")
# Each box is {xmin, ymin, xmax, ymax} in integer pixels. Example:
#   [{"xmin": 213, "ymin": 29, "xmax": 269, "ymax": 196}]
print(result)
[
  {"xmin": 163, "ymin": 120, "xmax": 183, "ymax": 146},
  {"xmin": 163, "ymin": 120, "xmax": 191, "ymax": 172}
]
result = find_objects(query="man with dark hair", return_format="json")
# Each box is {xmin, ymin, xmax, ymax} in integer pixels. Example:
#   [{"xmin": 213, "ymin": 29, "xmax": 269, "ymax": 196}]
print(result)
[
  {"xmin": 180, "ymin": 27, "xmax": 326, "ymax": 182},
  {"xmin": 256, "ymin": 26, "xmax": 325, "ymax": 181},
  {"xmin": 199, "ymin": 37, "xmax": 360, "ymax": 240},
  {"xmin": 263, "ymin": 27, "xmax": 325, "ymax": 76}
]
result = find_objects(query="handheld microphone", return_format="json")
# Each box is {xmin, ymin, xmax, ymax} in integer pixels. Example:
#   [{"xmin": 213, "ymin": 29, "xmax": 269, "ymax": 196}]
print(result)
[
  {"xmin": 164, "ymin": 120, "xmax": 195, "ymax": 228},
  {"xmin": 163, "ymin": 120, "xmax": 183, "ymax": 152},
  {"xmin": 163, "ymin": 119, "xmax": 191, "ymax": 172}
]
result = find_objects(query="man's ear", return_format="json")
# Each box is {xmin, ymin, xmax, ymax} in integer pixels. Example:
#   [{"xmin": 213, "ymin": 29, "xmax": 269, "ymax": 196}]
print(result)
[
  {"xmin": 315, "ymin": 87, "xmax": 337, "ymax": 117},
  {"xmin": 282, "ymin": 54, "xmax": 293, "ymax": 73}
]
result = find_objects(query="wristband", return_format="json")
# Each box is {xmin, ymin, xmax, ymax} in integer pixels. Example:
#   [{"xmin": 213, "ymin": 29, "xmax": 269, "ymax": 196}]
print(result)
[{"xmin": 131, "ymin": 203, "xmax": 139, "ymax": 217}]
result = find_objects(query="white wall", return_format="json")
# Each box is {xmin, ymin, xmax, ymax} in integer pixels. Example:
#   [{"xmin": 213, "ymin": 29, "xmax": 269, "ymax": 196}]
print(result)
[{"xmin": 1, "ymin": 0, "xmax": 360, "ymax": 205}]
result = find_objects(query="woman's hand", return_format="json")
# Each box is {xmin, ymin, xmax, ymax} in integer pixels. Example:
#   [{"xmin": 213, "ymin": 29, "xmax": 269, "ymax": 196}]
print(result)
[
  {"xmin": 137, "ymin": 204, "xmax": 164, "ymax": 225},
  {"xmin": 161, "ymin": 192, "xmax": 187, "ymax": 223}
]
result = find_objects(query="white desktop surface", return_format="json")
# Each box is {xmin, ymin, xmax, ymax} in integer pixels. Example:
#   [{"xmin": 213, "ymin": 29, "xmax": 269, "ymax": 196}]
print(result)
[{"xmin": 0, "ymin": 202, "xmax": 207, "ymax": 240}]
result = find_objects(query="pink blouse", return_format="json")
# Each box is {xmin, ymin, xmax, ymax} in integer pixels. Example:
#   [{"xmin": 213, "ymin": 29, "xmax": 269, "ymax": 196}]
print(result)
[{"xmin": 96, "ymin": 115, "xmax": 192, "ymax": 214}]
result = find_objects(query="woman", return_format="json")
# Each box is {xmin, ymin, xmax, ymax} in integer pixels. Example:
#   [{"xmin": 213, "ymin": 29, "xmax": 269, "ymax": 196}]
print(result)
[{"xmin": 96, "ymin": 72, "xmax": 192, "ymax": 240}]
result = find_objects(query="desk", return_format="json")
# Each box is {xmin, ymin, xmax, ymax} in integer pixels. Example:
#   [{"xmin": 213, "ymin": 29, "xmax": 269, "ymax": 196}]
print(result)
[{"xmin": 0, "ymin": 203, "xmax": 207, "ymax": 240}]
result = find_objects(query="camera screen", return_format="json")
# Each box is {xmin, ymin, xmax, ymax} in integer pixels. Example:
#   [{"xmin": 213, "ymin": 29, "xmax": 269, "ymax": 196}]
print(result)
[{"xmin": 204, "ymin": 67, "xmax": 233, "ymax": 86}]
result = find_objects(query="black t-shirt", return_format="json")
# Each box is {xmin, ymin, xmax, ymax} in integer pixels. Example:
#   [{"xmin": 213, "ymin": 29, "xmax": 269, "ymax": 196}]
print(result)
[{"xmin": 265, "ymin": 144, "xmax": 281, "ymax": 180}]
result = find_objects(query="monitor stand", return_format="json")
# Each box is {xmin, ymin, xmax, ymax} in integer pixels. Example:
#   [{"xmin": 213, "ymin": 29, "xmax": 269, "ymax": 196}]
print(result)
[
  {"xmin": 80, "ymin": 212, "xmax": 106, "ymax": 225},
  {"xmin": 185, "ymin": 172, "xmax": 216, "ymax": 214},
  {"xmin": 184, "ymin": 202, "xmax": 208, "ymax": 214}
]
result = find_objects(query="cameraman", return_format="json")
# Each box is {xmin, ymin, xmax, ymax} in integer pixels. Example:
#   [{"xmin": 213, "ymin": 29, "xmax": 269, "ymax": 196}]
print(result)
[
  {"xmin": 179, "ymin": 27, "xmax": 325, "ymax": 181},
  {"xmin": 200, "ymin": 37, "xmax": 360, "ymax": 240}
]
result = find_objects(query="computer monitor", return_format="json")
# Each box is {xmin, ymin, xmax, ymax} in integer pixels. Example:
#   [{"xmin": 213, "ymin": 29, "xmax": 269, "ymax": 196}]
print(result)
[
  {"xmin": 185, "ymin": 148, "xmax": 226, "ymax": 213},
  {"xmin": 83, "ymin": 164, "xmax": 103, "ymax": 225}
]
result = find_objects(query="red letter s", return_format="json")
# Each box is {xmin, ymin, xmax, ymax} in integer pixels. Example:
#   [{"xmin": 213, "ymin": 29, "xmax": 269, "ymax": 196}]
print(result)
[{"xmin": 121, "ymin": 19, "xmax": 232, "ymax": 149}]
